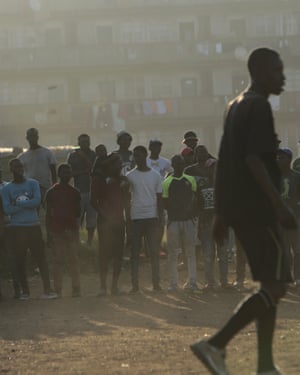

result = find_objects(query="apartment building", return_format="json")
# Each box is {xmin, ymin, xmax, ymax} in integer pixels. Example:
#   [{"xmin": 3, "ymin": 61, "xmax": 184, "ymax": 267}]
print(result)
[{"xmin": 0, "ymin": 0, "xmax": 299, "ymax": 154}]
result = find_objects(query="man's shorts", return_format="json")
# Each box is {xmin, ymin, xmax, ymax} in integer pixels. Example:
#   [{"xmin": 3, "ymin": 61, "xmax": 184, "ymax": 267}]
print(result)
[{"xmin": 232, "ymin": 220, "xmax": 293, "ymax": 283}]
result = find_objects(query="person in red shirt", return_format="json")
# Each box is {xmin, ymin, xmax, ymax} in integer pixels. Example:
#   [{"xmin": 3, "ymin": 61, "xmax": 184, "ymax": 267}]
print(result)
[
  {"xmin": 91, "ymin": 153, "xmax": 130, "ymax": 296},
  {"xmin": 45, "ymin": 163, "xmax": 81, "ymax": 298}
]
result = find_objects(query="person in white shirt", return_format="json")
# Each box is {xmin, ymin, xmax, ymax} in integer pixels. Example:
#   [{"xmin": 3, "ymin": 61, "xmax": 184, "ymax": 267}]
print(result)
[
  {"xmin": 146, "ymin": 139, "xmax": 173, "ymax": 180},
  {"xmin": 126, "ymin": 145, "xmax": 163, "ymax": 293}
]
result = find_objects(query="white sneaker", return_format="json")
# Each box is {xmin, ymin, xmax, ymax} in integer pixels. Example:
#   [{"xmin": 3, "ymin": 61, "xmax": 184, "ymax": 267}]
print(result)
[
  {"xmin": 41, "ymin": 292, "xmax": 58, "ymax": 300},
  {"xmin": 190, "ymin": 340, "xmax": 229, "ymax": 375}
]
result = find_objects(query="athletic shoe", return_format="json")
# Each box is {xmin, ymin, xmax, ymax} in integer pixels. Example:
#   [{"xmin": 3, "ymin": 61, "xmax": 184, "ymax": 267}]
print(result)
[
  {"xmin": 256, "ymin": 367, "xmax": 282, "ymax": 375},
  {"xmin": 183, "ymin": 282, "xmax": 200, "ymax": 292},
  {"xmin": 295, "ymin": 279, "xmax": 300, "ymax": 287},
  {"xmin": 41, "ymin": 292, "xmax": 58, "ymax": 300},
  {"xmin": 19, "ymin": 294, "xmax": 30, "ymax": 301},
  {"xmin": 190, "ymin": 340, "xmax": 229, "ymax": 375}
]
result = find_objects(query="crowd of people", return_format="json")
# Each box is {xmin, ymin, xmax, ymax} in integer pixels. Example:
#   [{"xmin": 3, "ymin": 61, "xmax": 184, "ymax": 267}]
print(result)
[{"xmin": 0, "ymin": 126, "xmax": 252, "ymax": 301}]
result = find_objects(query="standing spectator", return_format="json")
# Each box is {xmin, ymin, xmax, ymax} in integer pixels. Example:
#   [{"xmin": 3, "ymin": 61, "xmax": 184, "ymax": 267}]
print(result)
[
  {"xmin": 147, "ymin": 139, "xmax": 172, "ymax": 257},
  {"xmin": 91, "ymin": 144, "xmax": 108, "ymax": 177},
  {"xmin": 185, "ymin": 145, "xmax": 228, "ymax": 289},
  {"xmin": 182, "ymin": 131, "xmax": 198, "ymax": 152},
  {"xmin": 126, "ymin": 146, "xmax": 163, "ymax": 293},
  {"xmin": 114, "ymin": 131, "xmax": 135, "ymax": 176},
  {"xmin": 277, "ymin": 147, "xmax": 300, "ymax": 286},
  {"xmin": 18, "ymin": 128, "xmax": 57, "ymax": 204},
  {"xmin": 162, "ymin": 155, "xmax": 198, "ymax": 292},
  {"xmin": 45, "ymin": 164, "xmax": 81, "ymax": 298},
  {"xmin": 67, "ymin": 134, "xmax": 97, "ymax": 246},
  {"xmin": 191, "ymin": 48, "xmax": 295, "ymax": 375},
  {"xmin": 2, "ymin": 159, "xmax": 57, "ymax": 300},
  {"xmin": 91, "ymin": 153, "xmax": 130, "ymax": 296},
  {"xmin": 147, "ymin": 139, "xmax": 173, "ymax": 179}
]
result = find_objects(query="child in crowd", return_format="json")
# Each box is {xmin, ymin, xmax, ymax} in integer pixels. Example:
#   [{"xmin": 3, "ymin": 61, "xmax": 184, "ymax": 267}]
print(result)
[{"xmin": 45, "ymin": 163, "xmax": 81, "ymax": 298}]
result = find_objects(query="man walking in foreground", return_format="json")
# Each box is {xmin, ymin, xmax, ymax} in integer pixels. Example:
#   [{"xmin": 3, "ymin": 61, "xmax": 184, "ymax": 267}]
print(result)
[{"xmin": 190, "ymin": 48, "xmax": 296, "ymax": 375}]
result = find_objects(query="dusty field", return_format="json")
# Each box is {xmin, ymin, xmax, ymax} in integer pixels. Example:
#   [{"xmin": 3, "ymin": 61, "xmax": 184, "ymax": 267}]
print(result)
[{"xmin": 0, "ymin": 257, "xmax": 299, "ymax": 375}]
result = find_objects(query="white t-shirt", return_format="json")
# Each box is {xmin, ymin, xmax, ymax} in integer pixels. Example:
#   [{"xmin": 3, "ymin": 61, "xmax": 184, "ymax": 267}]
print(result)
[
  {"xmin": 18, "ymin": 147, "xmax": 56, "ymax": 189},
  {"xmin": 146, "ymin": 156, "xmax": 173, "ymax": 179},
  {"xmin": 126, "ymin": 168, "xmax": 162, "ymax": 220}
]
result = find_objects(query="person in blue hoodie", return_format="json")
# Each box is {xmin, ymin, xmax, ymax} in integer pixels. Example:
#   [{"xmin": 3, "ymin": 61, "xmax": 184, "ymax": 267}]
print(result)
[{"xmin": 1, "ymin": 158, "xmax": 57, "ymax": 300}]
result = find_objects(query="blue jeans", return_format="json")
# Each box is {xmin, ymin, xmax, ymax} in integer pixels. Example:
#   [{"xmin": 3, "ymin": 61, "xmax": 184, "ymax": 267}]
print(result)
[
  {"xmin": 198, "ymin": 226, "xmax": 228, "ymax": 286},
  {"xmin": 131, "ymin": 218, "xmax": 160, "ymax": 289}
]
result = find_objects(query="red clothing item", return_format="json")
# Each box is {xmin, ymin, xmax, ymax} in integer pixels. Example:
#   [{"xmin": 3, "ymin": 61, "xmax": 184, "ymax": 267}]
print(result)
[
  {"xmin": 46, "ymin": 183, "xmax": 81, "ymax": 233},
  {"xmin": 91, "ymin": 175, "xmax": 129, "ymax": 222}
]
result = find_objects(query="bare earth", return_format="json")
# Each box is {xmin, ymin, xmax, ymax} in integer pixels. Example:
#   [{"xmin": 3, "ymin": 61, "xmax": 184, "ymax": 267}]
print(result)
[{"xmin": 0, "ymin": 258, "xmax": 299, "ymax": 375}]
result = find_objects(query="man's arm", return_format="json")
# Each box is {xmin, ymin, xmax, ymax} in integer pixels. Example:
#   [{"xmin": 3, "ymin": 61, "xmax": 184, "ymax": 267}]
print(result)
[
  {"xmin": 1, "ymin": 187, "xmax": 22, "ymax": 215},
  {"xmin": 50, "ymin": 164, "xmax": 57, "ymax": 184},
  {"xmin": 246, "ymin": 155, "xmax": 296, "ymax": 229},
  {"xmin": 15, "ymin": 181, "xmax": 41, "ymax": 209}
]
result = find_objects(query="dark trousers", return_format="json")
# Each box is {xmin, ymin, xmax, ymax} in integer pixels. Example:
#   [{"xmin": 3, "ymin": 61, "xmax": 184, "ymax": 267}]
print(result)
[
  {"xmin": 8, "ymin": 226, "xmax": 51, "ymax": 295},
  {"xmin": 131, "ymin": 218, "xmax": 160, "ymax": 289},
  {"xmin": 97, "ymin": 219, "xmax": 125, "ymax": 290}
]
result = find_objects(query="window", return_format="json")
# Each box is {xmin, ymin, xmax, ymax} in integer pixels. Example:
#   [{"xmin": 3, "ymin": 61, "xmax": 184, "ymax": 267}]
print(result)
[
  {"xmin": 48, "ymin": 85, "xmax": 65, "ymax": 103},
  {"xmin": 98, "ymin": 81, "xmax": 116, "ymax": 100},
  {"xmin": 230, "ymin": 19, "xmax": 246, "ymax": 38},
  {"xmin": 96, "ymin": 25, "xmax": 113, "ymax": 44},
  {"xmin": 124, "ymin": 77, "xmax": 145, "ymax": 100},
  {"xmin": 120, "ymin": 23, "xmax": 146, "ymax": 43},
  {"xmin": 151, "ymin": 77, "xmax": 173, "ymax": 98},
  {"xmin": 179, "ymin": 22, "xmax": 195, "ymax": 42},
  {"xmin": 181, "ymin": 78, "xmax": 197, "ymax": 97},
  {"xmin": 45, "ymin": 28, "xmax": 63, "ymax": 46}
]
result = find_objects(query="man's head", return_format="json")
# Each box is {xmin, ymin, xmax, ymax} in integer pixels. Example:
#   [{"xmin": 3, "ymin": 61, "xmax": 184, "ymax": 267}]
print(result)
[
  {"xmin": 9, "ymin": 158, "xmax": 24, "ymax": 178},
  {"xmin": 171, "ymin": 154, "xmax": 185, "ymax": 175},
  {"xmin": 247, "ymin": 48, "xmax": 285, "ymax": 96},
  {"xmin": 195, "ymin": 145, "xmax": 209, "ymax": 164},
  {"xmin": 149, "ymin": 139, "xmax": 162, "ymax": 158},
  {"xmin": 26, "ymin": 128, "xmax": 39, "ymax": 147},
  {"xmin": 182, "ymin": 131, "xmax": 198, "ymax": 150},
  {"xmin": 58, "ymin": 163, "xmax": 73, "ymax": 183},
  {"xmin": 117, "ymin": 131, "xmax": 132, "ymax": 150},
  {"xmin": 78, "ymin": 134, "xmax": 90, "ymax": 151},
  {"xmin": 133, "ymin": 145, "xmax": 147, "ymax": 168},
  {"xmin": 277, "ymin": 148, "xmax": 293, "ymax": 172},
  {"xmin": 95, "ymin": 144, "xmax": 107, "ymax": 159}
]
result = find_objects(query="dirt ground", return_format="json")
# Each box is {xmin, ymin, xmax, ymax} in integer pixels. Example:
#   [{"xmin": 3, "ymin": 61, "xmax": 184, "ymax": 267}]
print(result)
[{"xmin": 0, "ymin": 256, "xmax": 299, "ymax": 375}]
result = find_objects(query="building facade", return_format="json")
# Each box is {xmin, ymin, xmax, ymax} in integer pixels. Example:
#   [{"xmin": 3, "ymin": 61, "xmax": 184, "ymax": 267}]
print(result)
[{"xmin": 0, "ymin": 0, "xmax": 299, "ymax": 155}]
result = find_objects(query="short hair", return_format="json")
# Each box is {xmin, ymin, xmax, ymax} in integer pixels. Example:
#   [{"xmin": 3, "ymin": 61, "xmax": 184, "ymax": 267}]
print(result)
[
  {"xmin": 26, "ymin": 127, "xmax": 38, "ymax": 136},
  {"xmin": 133, "ymin": 145, "xmax": 147, "ymax": 155},
  {"xmin": 78, "ymin": 133, "xmax": 90, "ymax": 142},
  {"xmin": 58, "ymin": 163, "xmax": 71, "ymax": 176},
  {"xmin": 9, "ymin": 158, "xmax": 21, "ymax": 168},
  {"xmin": 171, "ymin": 154, "xmax": 184, "ymax": 164},
  {"xmin": 247, "ymin": 48, "xmax": 280, "ymax": 78}
]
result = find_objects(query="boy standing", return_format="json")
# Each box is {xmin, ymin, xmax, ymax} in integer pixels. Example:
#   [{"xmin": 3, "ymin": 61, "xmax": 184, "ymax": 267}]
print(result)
[
  {"xmin": 126, "ymin": 146, "xmax": 163, "ymax": 293},
  {"xmin": 45, "ymin": 164, "xmax": 81, "ymax": 297},
  {"xmin": 91, "ymin": 153, "xmax": 130, "ymax": 296},
  {"xmin": 162, "ymin": 155, "xmax": 198, "ymax": 292},
  {"xmin": 2, "ymin": 159, "xmax": 56, "ymax": 300}
]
